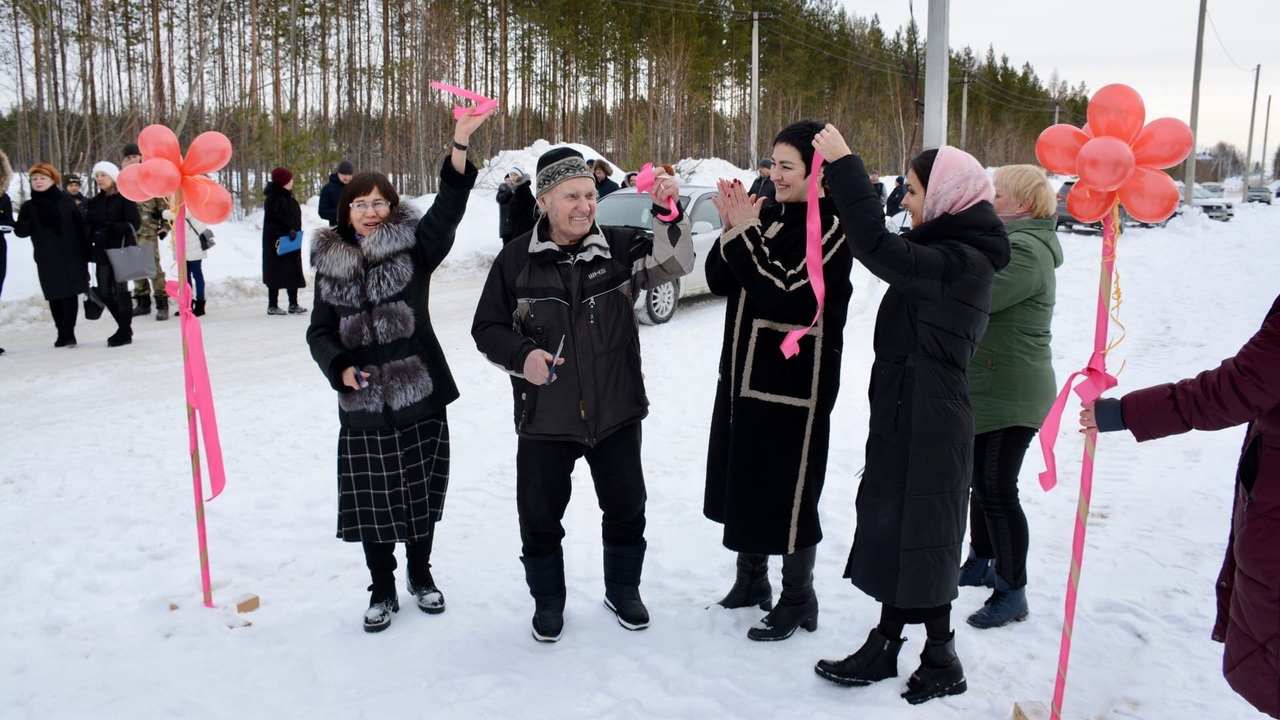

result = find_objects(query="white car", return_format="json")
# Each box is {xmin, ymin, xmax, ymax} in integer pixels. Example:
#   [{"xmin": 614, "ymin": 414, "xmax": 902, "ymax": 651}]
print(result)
[
  {"xmin": 594, "ymin": 186, "xmax": 723, "ymax": 324},
  {"xmin": 1189, "ymin": 185, "xmax": 1234, "ymax": 221}
]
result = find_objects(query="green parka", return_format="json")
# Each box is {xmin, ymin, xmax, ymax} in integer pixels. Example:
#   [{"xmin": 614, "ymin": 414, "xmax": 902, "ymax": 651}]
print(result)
[{"xmin": 968, "ymin": 215, "xmax": 1063, "ymax": 434}]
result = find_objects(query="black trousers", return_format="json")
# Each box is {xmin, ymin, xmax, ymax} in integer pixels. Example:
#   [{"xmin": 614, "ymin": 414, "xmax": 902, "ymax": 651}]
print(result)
[
  {"xmin": 95, "ymin": 262, "xmax": 132, "ymax": 332},
  {"xmin": 362, "ymin": 522, "xmax": 436, "ymax": 589},
  {"xmin": 48, "ymin": 296, "xmax": 78, "ymax": 333},
  {"xmin": 516, "ymin": 422, "xmax": 647, "ymax": 557},
  {"xmin": 969, "ymin": 426, "xmax": 1038, "ymax": 589},
  {"xmin": 268, "ymin": 287, "xmax": 299, "ymax": 307}
]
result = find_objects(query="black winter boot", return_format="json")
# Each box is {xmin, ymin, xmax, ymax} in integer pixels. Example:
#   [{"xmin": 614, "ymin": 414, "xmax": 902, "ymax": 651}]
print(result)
[
  {"xmin": 362, "ymin": 541, "xmax": 399, "ymax": 633},
  {"xmin": 814, "ymin": 627, "xmax": 905, "ymax": 686},
  {"xmin": 155, "ymin": 296, "xmax": 170, "ymax": 321},
  {"xmin": 522, "ymin": 550, "xmax": 566, "ymax": 642},
  {"xmin": 192, "ymin": 300, "xmax": 206, "ymax": 317},
  {"xmin": 747, "ymin": 545, "xmax": 818, "ymax": 641},
  {"xmin": 132, "ymin": 296, "xmax": 151, "ymax": 317},
  {"xmin": 901, "ymin": 631, "xmax": 967, "ymax": 704},
  {"xmin": 715, "ymin": 552, "xmax": 772, "ymax": 610},
  {"xmin": 406, "ymin": 538, "xmax": 445, "ymax": 615},
  {"xmin": 603, "ymin": 541, "xmax": 649, "ymax": 631}
]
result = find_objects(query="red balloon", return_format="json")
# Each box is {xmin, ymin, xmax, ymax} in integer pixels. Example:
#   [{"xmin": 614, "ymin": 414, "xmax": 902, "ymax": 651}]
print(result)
[
  {"xmin": 182, "ymin": 132, "xmax": 233, "ymax": 175},
  {"xmin": 1066, "ymin": 181, "xmax": 1116, "ymax": 223},
  {"xmin": 116, "ymin": 164, "xmax": 153, "ymax": 202},
  {"xmin": 1076, "ymin": 137, "xmax": 1136, "ymax": 192},
  {"xmin": 138, "ymin": 125, "xmax": 182, "ymax": 165},
  {"xmin": 1118, "ymin": 166, "xmax": 1180, "ymax": 223},
  {"xmin": 1081, "ymin": 123, "xmax": 1095, "ymax": 138},
  {"xmin": 1132, "ymin": 117, "xmax": 1194, "ymax": 170},
  {"xmin": 181, "ymin": 176, "xmax": 233, "ymax": 225},
  {"xmin": 137, "ymin": 158, "xmax": 182, "ymax": 198},
  {"xmin": 1035, "ymin": 124, "xmax": 1090, "ymax": 175},
  {"xmin": 1087, "ymin": 84, "xmax": 1145, "ymax": 143}
]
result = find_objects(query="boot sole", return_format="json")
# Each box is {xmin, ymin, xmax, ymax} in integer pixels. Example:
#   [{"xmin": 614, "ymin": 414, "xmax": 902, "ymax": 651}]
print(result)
[
  {"xmin": 531, "ymin": 628, "xmax": 562, "ymax": 643},
  {"xmin": 746, "ymin": 612, "xmax": 818, "ymax": 642},
  {"xmin": 603, "ymin": 598, "xmax": 649, "ymax": 631},
  {"xmin": 813, "ymin": 664, "xmax": 895, "ymax": 687},
  {"xmin": 903, "ymin": 678, "xmax": 967, "ymax": 704},
  {"xmin": 966, "ymin": 609, "xmax": 1029, "ymax": 630}
]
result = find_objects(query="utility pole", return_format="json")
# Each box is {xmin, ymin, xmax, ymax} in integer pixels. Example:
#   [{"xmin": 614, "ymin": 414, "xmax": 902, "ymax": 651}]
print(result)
[
  {"xmin": 922, "ymin": 0, "xmax": 950, "ymax": 148},
  {"xmin": 1261, "ymin": 95, "xmax": 1272, "ymax": 181},
  {"xmin": 958, "ymin": 71, "xmax": 971, "ymax": 150},
  {"xmin": 750, "ymin": 10, "xmax": 760, "ymax": 168},
  {"xmin": 1243, "ymin": 64, "xmax": 1260, "ymax": 203},
  {"xmin": 1053, "ymin": 100, "xmax": 1060, "ymax": 126},
  {"xmin": 1184, "ymin": 0, "xmax": 1207, "ymax": 205}
]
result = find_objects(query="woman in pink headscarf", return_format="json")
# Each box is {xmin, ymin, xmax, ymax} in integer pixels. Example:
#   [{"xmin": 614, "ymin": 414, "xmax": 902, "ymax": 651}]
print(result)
[{"xmin": 809, "ymin": 127, "xmax": 1011, "ymax": 705}]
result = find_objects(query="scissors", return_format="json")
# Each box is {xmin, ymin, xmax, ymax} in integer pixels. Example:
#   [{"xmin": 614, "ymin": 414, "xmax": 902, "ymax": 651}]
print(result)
[{"xmin": 545, "ymin": 334, "xmax": 566, "ymax": 386}]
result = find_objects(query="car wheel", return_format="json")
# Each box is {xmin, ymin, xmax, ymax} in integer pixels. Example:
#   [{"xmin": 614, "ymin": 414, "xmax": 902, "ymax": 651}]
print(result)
[{"xmin": 639, "ymin": 281, "xmax": 678, "ymax": 325}]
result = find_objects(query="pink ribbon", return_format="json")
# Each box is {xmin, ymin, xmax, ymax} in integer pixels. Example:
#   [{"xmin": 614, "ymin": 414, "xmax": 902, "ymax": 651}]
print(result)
[
  {"xmin": 779, "ymin": 151, "xmax": 826, "ymax": 358},
  {"xmin": 1037, "ymin": 207, "xmax": 1121, "ymax": 720},
  {"xmin": 429, "ymin": 81, "xmax": 498, "ymax": 120},
  {"xmin": 634, "ymin": 163, "xmax": 680, "ymax": 221},
  {"xmin": 166, "ymin": 206, "xmax": 227, "ymax": 608}
]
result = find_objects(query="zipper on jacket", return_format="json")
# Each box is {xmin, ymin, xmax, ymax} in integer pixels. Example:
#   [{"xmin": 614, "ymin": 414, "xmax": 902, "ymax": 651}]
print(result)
[{"xmin": 588, "ymin": 297, "xmax": 596, "ymax": 325}]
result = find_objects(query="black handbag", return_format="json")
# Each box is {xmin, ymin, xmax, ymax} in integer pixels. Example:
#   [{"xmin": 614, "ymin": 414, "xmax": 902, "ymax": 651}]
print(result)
[{"xmin": 83, "ymin": 286, "xmax": 105, "ymax": 320}]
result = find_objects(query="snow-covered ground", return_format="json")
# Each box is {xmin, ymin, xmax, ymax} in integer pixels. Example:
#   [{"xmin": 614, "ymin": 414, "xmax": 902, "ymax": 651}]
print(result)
[{"xmin": 1, "ymin": 148, "xmax": 1277, "ymax": 719}]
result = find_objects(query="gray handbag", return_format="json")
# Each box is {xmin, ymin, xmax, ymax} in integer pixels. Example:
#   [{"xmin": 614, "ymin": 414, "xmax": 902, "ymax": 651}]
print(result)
[{"xmin": 104, "ymin": 226, "xmax": 157, "ymax": 282}]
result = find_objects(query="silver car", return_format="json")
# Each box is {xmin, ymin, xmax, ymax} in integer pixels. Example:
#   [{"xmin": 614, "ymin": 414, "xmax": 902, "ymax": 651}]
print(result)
[
  {"xmin": 1246, "ymin": 186, "xmax": 1273, "ymax": 204},
  {"xmin": 594, "ymin": 185, "xmax": 724, "ymax": 324}
]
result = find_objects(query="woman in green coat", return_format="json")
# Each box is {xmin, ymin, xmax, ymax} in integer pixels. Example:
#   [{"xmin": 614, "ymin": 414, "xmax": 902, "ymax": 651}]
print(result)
[{"xmin": 960, "ymin": 164, "xmax": 1063, "ymax": 629}]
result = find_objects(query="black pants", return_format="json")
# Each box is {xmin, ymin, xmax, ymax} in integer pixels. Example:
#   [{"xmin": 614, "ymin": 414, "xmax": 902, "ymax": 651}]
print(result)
[
  {"xmin": 880, "ymin": 602, "xmax": 952, "ymax": 640},
  {"xmin": 96, "ymin": 262, "xmax": 132, "ymax": 332},
  {"xmin": 969, "ymin": 426, "xmax": 1038, "ymax": 589},
  {"xmin": 48, "ymin": 296, "xmax": 78, "ymax": 334},
  {"xmin": 362, "ymin": 523, "xmax": 435, "ymax": 589},
  {"xmin": 268, "ymin": 287, "xmax": 298, "ymax": 307},
  {"xmin": 516, "ymin": 422, "xmax": 647, "ymax": 557}
]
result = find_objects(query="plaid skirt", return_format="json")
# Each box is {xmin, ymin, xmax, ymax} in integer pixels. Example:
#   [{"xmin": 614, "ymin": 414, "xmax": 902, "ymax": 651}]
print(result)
[{"xmin": 336, "ymin": 409, "xmax": 449, "ymax": 543}]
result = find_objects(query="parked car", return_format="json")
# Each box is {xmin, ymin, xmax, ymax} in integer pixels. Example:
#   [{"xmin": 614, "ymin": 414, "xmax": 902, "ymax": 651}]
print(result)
[
  {"xmin": 1188, "ymin": 185, "xmax": 1234, "ymax": 220},
  {"xmin": 594, "ymin": 185, "xmax": 722, "ymax": 324},
  {"xmin": 1056, "ymin": 179, "xmax": 1134, "ymax": 230},
  {"xmin": 1201, "ymin": 182, "xmax": 1224, "ymax": 197},
  {"xmin": 1246, "ymin": 186, "xmax": 1273, "ymax": 204}
]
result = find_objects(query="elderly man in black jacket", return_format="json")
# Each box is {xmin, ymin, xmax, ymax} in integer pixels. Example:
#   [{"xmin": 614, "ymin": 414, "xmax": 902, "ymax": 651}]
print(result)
[{"xmin": 473, "ymin": 146, "xmax": 693, "ymax": 643}]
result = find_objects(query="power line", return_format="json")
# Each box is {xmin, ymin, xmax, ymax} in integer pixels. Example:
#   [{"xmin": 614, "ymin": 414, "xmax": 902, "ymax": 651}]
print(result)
[{"xmin": 1205, "ymin": 10, "xmax": 1254, "ymax": 73}]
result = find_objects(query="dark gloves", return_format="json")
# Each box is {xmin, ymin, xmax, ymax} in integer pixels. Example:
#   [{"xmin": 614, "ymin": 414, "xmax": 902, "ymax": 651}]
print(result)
[{"xmin": 1094, "ymin": 398, "xmax": 1127, "ymax": 433}]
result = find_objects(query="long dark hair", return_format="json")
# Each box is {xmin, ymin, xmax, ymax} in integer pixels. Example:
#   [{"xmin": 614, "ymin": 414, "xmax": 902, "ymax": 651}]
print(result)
[
  {"xmin": 909, "ymin": 149, "xmax": 939, "ymax": 192},
  {"xmin": 337, "ymin": 172, "xmax": 401, "ymax": 230}
]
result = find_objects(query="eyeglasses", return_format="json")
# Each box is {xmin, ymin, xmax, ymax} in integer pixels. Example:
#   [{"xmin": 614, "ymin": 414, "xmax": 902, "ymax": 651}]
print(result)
[{"xmin": 349, "ymin": 200, "xmax": 390, "ymax": 212}]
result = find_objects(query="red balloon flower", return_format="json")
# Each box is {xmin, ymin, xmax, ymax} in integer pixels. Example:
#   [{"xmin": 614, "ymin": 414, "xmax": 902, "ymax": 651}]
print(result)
[
  {"xmin": 1035, "ymin": 83, "xmax": 1192, "ymax": 225},
  {"xmin": 116, "ymin": 124, "xmax": 235, "ymax": 224}
]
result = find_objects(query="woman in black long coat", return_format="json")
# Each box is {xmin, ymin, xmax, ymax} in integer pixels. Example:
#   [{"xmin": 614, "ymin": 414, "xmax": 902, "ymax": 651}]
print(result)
[
  {"xmin": 306, "ymin": 107, "xmax": 491, "ymax": 632},
  {"xmin": 262, "ymin": 167, "xmax": 306, "ymax": 315},
  {"xmin": 810, "ymin": 128, "xmax": 1010, "ymax": 704},
  {"xmin": 85, "ymin": 162, "xmax": 142, "ymax": 347},
  {"xmin": 14, "ymin": 163, "xmax": 90, "ymax": 347},
  {"xmin": 0, "ymin": 150, "xmax": 14, "ymax": 355},
  {"xmin": 703, "ymin": 119, "xmax": 853, "ymax": 643}
]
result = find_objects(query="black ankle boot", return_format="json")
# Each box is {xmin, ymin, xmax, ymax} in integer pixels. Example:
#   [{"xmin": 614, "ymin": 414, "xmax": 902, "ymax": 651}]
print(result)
[
  {"xmin": 363, "ymin": 583, "xmax": 399, "ymax": 633},
  {"xmin": 901, "ymin": 631, "xmax": 967, "ymax": 704},
  {"xmin": 523, "ymin": 550, "xmax": 566, "ymax": 642},
  {"xmin": 716, "ymin": 552, "xmax": 772, "ymax": 610},
  {"xmin": 747, "ymin": 545, "xmax": 818, "ymax": 641},
  {"xmin": 603, "ymin": 542, "xmax": 649, "ymax": 630},
  {"xmin": 407, "ymin": 566, "xmax": 445, "ymax": 615},
  {"xmin": 815, "ymin": 627, "xmax": 905, "ymax": 686}
]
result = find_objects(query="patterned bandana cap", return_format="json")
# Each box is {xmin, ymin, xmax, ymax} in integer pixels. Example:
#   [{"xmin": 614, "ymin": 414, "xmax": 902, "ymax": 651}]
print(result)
[
  {"xmin": 536, "ymin": 148, "xmax": 594, "ymax": 198},
  {"xmin": 922, "ymin": 145, "xmax": 994, "ymax": 223}
]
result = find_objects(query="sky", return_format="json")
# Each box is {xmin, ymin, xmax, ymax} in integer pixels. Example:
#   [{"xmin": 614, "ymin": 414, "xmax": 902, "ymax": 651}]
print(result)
[{"xmin": 837, "ymin": 0, "xmax": 1280, "ymax": 166}]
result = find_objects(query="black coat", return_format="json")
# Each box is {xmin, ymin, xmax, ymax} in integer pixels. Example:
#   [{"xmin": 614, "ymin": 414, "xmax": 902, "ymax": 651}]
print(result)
[
  {"xmin": 15, "ymin": 186, "xmax": 90, "ymax": 301},
  {"xmin": 0, "ymin": 193, "xmax": 12, "ymax": 298},
  {"xmin": 318, "ymin": 174, "xmax": 345, "ymax": 227},
  {"xmin": 85, "ymin": 190, "xmax": 142, "ymax": 266},
  {"xmin": 748, "ymin": 176, "xmax": 777, "ymax": 205},
  {"xmin": 307, "ymin": 159, "xmax": 477, "ymax": 430},
  {"xmin": 827, "ymin": 155, "xmax": 1010, "ymax": 608},
  {"xmin": 496, "ymin": 179, "xmax": 536, "ymax": 242},
  {"xmin": 703, "ymin": 197, "xmax": 853, "ymax": 554},
  {"xmin": 596, "ymin": 177, "xmax": 620, "ymax": 199},
  {"xmin": 886, "ymin": 184, "xmax": 907, "ymax": 217},
  {"xmin": 262, "ymin": 182, "xmax": 306, "ymax": 289}
]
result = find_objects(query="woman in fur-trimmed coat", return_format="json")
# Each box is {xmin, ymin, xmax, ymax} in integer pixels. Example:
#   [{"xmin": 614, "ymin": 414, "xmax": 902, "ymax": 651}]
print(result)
[{"xmin": 305, "ymin": 109, "xmax": 489, "ymax": 633}]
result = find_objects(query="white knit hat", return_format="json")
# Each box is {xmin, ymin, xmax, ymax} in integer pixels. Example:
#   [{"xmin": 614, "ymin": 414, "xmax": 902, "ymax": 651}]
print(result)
[{"xmin": 92, "ymin": 161, "xmax": 120, "ymax": 182}]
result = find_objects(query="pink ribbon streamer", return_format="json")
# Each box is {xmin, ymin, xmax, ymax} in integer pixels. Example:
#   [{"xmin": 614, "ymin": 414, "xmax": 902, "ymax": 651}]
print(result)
[
  {"xmin": 1037, "ymin": 207, "xmax": 1121, "ymax": 720},
  {"xmin": 779, "ymin": 151, "xmax": 826, "ymax": 358},
  {"xmin": 429, "ymin": 81, "xmax": 498, "ymax": 120},
  {"xmin": 634, "ymin": 163, "xmax": 680, "ymax": 221},
  {"xmin": 166, "ymin": 206, "xmax": 227, "ymax": 607}
]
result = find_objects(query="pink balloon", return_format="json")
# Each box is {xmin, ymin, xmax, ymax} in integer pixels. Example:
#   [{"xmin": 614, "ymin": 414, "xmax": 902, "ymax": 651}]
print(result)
[
  {"xmin": 1132, "ymin": 117, "xmax": 1194, "ymax": 170},
  {"xmin": 1066, "ymin": 181, "xmax": 1116, "ymax": 224},
  {"xmin": 181, "ymin": 176, "xmax": 233, "ymax": 225},
  {"xmin": 116, "ymin": 164, "xmax": 153, "ymax": 202},
  {"xmin": 138, "ymin": 158, "xmax": 182, "ymax": 198},
  {"xmin": 1076, "ymin": 137, "xmax": 1136, "ymax": 192},
  {"xmin": 1087, "ymin": 84, "xmax": 1145, "ymax": 143},
  {"xmin": 138, "ymin": 125, "xmax": 182, "ymax": 165},
  {"xmin": 1118, "ymin": 166, "xmax": 1180, "ymax": 223},
  {"xmin": 1081, "ymin": 123, "xmax": 1095, "ymax": 138},
  {"xmin": 1035, "ymin": 124, "xmax": 1090, "ymax": 175},
  {"xmin": 182, "ymin": 132, "xmax": 233, "ymax": 175}
]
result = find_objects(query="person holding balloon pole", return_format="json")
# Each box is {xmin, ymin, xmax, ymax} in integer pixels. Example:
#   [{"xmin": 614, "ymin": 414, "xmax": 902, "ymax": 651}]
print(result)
[
  {"xmin": 810, "ymin": 126, "xmax": 1010, "ymax": 704},
  {"xmin": 305, "ymin": 102, "xmax": 493, "ymax": 633},
  {"xmin": 702, "ymin": 119, "xmax": 853, "ymax": 643}
]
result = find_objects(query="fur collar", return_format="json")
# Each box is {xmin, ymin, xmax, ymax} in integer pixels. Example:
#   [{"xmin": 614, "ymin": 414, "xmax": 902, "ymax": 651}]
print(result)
[{"xmin": 312, "ymin": 204, "xmax": 421, "ymax": 307}]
